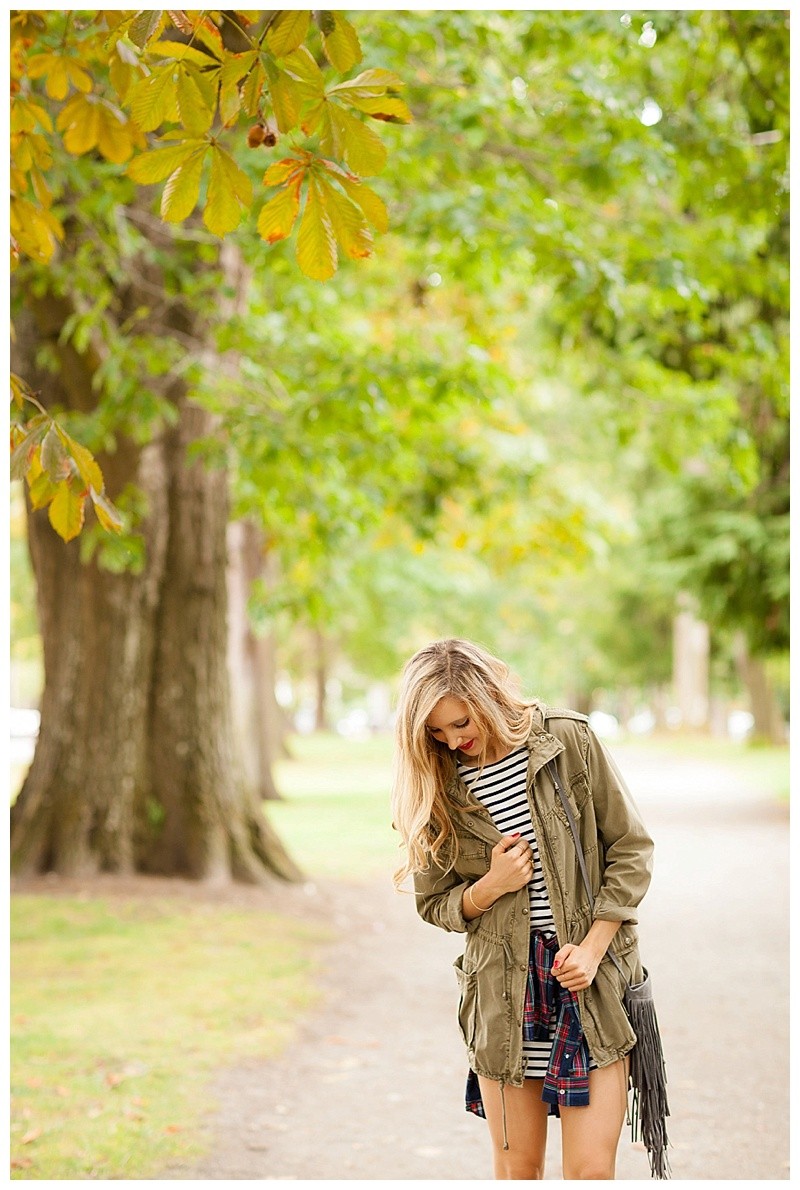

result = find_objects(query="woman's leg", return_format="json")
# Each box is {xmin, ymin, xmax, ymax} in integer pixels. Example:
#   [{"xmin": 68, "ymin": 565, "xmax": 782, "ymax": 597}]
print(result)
[
  {"xmin": 477, "ymin": 1075, "xmax": 551, "ymax": 1180},
  {"xmin": 559, "ymin": 1057, "xmax": 629, "ymax": 1180}
]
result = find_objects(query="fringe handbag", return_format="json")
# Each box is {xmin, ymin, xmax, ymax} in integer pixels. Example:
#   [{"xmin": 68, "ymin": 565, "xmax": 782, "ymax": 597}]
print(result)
[{"xmin": 546, "ymin": 759, "xmax": 671, "ymax": 1179}]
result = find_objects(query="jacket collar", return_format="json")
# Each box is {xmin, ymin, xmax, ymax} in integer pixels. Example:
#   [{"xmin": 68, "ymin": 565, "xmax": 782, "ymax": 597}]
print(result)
[{"xmin": 443, "ymin": 701, "xmax": 565, "ymax": 810}]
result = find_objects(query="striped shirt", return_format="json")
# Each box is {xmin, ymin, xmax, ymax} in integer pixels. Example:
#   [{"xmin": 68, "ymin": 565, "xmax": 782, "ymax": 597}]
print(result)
[
  {"xmin": 458, "ymin": 745, "xmax": 585, "ymax": 1081},
  {"xmin": 457, "ymin": 746, "xmax": 557, "ymax": 937}
]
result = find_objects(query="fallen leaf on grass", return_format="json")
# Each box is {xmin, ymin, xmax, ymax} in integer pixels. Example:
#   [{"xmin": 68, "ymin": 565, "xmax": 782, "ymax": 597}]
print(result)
[
  {"xmin": 87, "ymin": 1106, "xmax": 103, "ymax": 1119},
  {"xmin": 20, "ymin": 1128, "xmax": 42, "ymax": 1145},
  {"xmin": 164, "ymin": 1124, "xmax": 183, "ymax": 1133},
  {"xmin": 55, "ymin": 1086, "xmax": 70, "ymax": 1097},
  {"xmin": 25, "ymin": 1077, "xmax": 42, "ymax": 1089},
  {"xmin": 104, "ymin": 1072, "xmax": 124, "ymax": 1089},
  {"xmin": 11, "ymin": 1158, "xmax": 33, "ymax": 1169}
]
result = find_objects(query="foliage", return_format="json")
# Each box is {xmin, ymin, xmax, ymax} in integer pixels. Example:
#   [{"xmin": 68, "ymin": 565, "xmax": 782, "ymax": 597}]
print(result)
[
  {"xmin": 10, "ymin": 10, "xmax": 410, "ymax": 277},
  {"xmin": 10, "ymin": 8, "xmax": 412, "ymax": 539}
]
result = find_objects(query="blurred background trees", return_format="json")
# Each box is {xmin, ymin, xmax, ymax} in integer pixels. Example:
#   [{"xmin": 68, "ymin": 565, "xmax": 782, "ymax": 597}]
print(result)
[{"xmin": 10, "ymin": 9, "xmax": 789, "ymax": 883}]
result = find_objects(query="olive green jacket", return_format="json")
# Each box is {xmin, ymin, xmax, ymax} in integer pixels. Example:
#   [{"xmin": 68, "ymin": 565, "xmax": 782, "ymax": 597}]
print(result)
[{"xmin": 413, "ymin": 703, "xmax": 654, "ymax": 1085}]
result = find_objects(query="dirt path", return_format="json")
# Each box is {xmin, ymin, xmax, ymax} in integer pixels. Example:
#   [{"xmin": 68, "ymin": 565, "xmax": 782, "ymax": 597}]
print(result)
[{"xmin": 161, "ymin": 745, "xmax": 789, "ymax": 1181}]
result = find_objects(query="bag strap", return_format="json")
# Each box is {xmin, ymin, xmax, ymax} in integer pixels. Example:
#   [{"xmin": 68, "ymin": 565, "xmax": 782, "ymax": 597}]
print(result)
[{"xmin": 545, "ymin": 758, "xmax": 628, "ymax": 985}]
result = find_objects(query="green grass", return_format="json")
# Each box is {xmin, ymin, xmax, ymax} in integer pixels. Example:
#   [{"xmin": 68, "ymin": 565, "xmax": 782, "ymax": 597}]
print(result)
[
  {"xmin": 616, "ymin": 731, "xmax": 789, "ymax": 800},
  {"xmin": 10, "ymin": 895, "xmax": 331, "ymax": 1179},
  {"xmin": 269, "ymin": 731, "xmax": 399, "ymax": 882}
]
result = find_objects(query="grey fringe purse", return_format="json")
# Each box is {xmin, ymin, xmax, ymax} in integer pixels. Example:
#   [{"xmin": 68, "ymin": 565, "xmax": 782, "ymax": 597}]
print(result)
[{"xmin": 546, "ymin": 759, "xmax": 671, "ymax": 1179}]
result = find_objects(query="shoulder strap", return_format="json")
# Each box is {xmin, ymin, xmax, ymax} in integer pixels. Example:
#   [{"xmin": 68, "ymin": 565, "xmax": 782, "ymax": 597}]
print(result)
[{"xmin": 545, "ymin": 758, "xmax": 627, "ymax": 985}]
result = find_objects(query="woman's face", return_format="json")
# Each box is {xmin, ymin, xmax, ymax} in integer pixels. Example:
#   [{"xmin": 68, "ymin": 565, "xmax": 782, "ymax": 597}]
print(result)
[{"xmin": 425, "ymin": 695, "xmax": 484, "ymax": 758}]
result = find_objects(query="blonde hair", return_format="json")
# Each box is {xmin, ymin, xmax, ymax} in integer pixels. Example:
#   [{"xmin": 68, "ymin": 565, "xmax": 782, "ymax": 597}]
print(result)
[{"xmin": 391, "ymin": 638, "xmax": 538, "ymax": 887}]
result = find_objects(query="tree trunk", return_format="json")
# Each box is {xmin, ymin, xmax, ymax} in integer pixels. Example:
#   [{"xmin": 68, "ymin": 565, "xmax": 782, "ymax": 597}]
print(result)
[
  {"xmin": 671, "ymin": 593, "xmax": 710, "ymax": 729},
  {"xmin": 10, "ymin": 248, "xmax": 301, "ymax": 884},
  {"xmin": 312, "ymin": 627, "xmax": 330, "ymax": 732},
  {"xmin": 732, "ymin": 632, "xmax": 786, "ymax": 744},
  {"xmin": 226, "ymin": 519, "xmax": 284, "ymax": 801}
]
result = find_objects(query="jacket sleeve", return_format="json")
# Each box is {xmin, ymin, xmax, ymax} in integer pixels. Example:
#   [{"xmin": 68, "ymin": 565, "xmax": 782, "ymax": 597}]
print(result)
[
  {"xmin": 413, "ymin": 857, "xmax": 484, "ymax": 934},
  {"xmin": 587, "ymin": 726, "xmax": 654, "ymax": 925}
]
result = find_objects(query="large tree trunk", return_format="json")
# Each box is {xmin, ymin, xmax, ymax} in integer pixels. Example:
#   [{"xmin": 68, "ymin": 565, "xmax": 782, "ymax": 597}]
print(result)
[
  {"xmin": 226, "ymin": 519, "xmax": 285, "ymax": 801},
  {"xmin": 10, "ymin": 242, "xmax": 301, "ymax": 884},
  {"xmin": 671, "ymin": 593, "xmax": 710, "ymax": 730},
  {"xmin": 732, "ymin": 631, "xmax": 786, "ymax": 745}
]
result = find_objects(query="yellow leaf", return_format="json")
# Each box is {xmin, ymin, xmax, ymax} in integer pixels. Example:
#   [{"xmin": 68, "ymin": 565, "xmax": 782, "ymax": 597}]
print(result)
[
  {"xmin": 263, "ymin": 158, "xmax": 303, "ymax": 186},
  {"xmin": 321, "ymin": 13, "xmax": 362, "ymax": 72},
  {"xmin": 161, "ymin": 149, "xmax": 206, "ymax": 221},
  {"xmin": 45, "ymin": 58, "xmax": 70, "ymax": 101},
  {"xmin": 281, "ymin": 47, "xmax": 325, "ymax": 100},
  {"xmin": 176, "ymin": 68, "xmax": 215, "ymax": 135},
  {"xmin": 347, "ymin": 94, "xmax": 413, "ymax": 123},
  {"xmin": 268, "ymin": 70, "xmax": 301, "ymax": 134},
  {"xmin": 337, "ymin": 176, "xmax": 389, "ymax": 232},
  {"xmin": 203, "ymin": 146, "xmax": 252, "ymax": 236},
  {"xmin": 328, "ymin": 104, "xmax": 386, "ymax": 177},
  {"xmin": 296, "ymin": 178, "xmax": 337, "ymax": 281},
  {"xmin": 90, "ymin": 488, "xmax": 124, "ymax": 533},
  {"xmin": 28, "ymin": 470, "xmax": 60, "ymax": 511},
  {"xmin": 320, "ymin": 179, "xmax": 373, "ymax": 259},
  {"xmin": 129, "ymin": 9, "xmax": 166, "ymax": 49},
  {"xmin": 95, "ymin": 104, "xmax": 138, "ymax": 164},
  {"xmin": 257, "ymin": 179, "xmax": 301, "ymax": 243},
  {"xmin": 266, "ymin": 11, "xmax": 310, "ymax": 57},
  {"xmin": 128, "ymin": 64, "xmax": 180, "ymax": 132},
  {"xmin": 58, "ymin": 97, "xmax": 100, "ymax": 157},
  {"xmin": 56, "ymin": 429, "xmax": 105, "ymax": 493},
  {"xmin": 48, "ymin": 480, "xmax": 86, "ymax": 542},
  {"xmin": 242, "ymin": 60, "xmax": 266, "ymax": 117},
  {"xmin": 127, "ymin": 139, "xmax": 205, "ymax": 183},
  {"xmin": 147, "ymin": 40, "xmax": 213, "ymax": 68},
  {"xmin": 65, "ymin": 59, "xmax": 93, "ymax": 93}
]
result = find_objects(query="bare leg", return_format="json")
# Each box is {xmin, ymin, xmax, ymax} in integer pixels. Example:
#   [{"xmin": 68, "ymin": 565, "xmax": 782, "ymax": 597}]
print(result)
[
  {"xmin": 559, "ymin": 1057, "xmax": 629, "ymax": 1180},
  {"xmin": 477, "ymin": 1075, "xmax": 551, "ymax": 1180}
]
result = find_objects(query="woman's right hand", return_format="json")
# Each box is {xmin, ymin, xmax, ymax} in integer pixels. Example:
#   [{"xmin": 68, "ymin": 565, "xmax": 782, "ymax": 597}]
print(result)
[{"xmin": 485, "ymin": 834, "xmax": 534, "ymax": 896}]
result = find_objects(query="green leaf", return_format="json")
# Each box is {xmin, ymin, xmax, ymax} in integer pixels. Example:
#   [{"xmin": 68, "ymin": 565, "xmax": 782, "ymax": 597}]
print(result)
[
  {"xmin": 127, "ymin": 138, "xmax": 205, "ymax": 183},
  {"xmin": 41, "ymin": 426, "xmax": 71, "ymax": 479},
  {"xmin": 161, "ymin": 148, "xmax": 207, "ymax": 221},
  {"xmin": 48, "ymin": 479, "xmax": 87, "ymax": 542},
  {"xmin": 257, "ymin": 179, "xmax": 302, "ymax": 243},
  {"xmin": 320, "ymin": 13, "xmax": 362, "ymax": 72},
  {"xmin": 128, "ymin": 63, "xmax": 180, "ymax": 131},
  {"xmin": 266, "ymin": 11, "xmax": 311, "ymax": 57},
  {"xmin": 129, "ymin": 10, "xmax": 164, "ymax": 49},
  {"xmin": 296, "ymin": 178, "xmax": 337, "ymax": 281},
  {"xmin": 319, "ymin": 178, "xmax": 373, "ymax": 259},
  {"xmin": 203, "ymin": 145, "xmax": 253, "ymax": 236}
]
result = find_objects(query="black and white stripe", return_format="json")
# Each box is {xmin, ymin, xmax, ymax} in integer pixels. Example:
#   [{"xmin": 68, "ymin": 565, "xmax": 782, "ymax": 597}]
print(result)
[
  {"xmin": 458, "ymin": 745, "xmax": 558, "ymax": 1078},
  {"xmin": 458, "ymin": 746, "xmax": 557, "ymax": 937}
]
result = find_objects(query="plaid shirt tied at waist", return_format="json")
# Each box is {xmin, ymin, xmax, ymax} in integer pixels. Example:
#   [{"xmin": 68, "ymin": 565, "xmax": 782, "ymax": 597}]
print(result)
[{"xmin": 466, "ymin": 930, "xmax": 591, "ymax": 1119}]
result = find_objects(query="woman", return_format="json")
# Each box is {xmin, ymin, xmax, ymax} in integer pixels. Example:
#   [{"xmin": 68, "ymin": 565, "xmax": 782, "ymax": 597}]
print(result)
[{"xmin": 391, "ymin": 637, "xmax": 660, "ymax": 1181}]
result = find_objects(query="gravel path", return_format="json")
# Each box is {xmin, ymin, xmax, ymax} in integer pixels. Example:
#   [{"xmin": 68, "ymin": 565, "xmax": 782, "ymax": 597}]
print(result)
[{"xmin": 161, "ymin": 744, "xmax": 789, "ymax": 1181}]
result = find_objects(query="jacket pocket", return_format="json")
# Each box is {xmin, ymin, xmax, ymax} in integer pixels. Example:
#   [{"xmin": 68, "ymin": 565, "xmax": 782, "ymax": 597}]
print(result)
[{"xmin": 453, "ymin": 954, "xmax": 478, "ymax": 1050}]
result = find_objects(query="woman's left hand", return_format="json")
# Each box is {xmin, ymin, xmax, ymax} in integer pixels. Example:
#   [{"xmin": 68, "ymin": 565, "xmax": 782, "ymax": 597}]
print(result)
[{"xmin": 550, "ymin": 942, "xmax": 601, "ymax": 992}]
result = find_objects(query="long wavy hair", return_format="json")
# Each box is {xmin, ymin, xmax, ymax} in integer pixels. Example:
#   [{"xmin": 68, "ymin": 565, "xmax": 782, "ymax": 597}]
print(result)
[{"xmin": 391, "ymin": 638, "xmax": 539, "ymax": 887}]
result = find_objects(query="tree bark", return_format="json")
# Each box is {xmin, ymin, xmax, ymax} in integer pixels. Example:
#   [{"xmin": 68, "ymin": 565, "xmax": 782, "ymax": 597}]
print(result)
[
  {"xmin": 732, "ymin": 632, "xmax": 786, "ymax": 744},
  {"xmin": 226, "ymin": 520, "xmax": 284, "ymax": 801},
  {"xmin": 312, "ymin": 627, "xmax": 330, "ymax": 732},
  {"xmin": 10, "ymin": 232, "xmax": 301, "ymax": 884},
  {"xmin": 671, "ymin": 593, "xmax": 710, "ymax": 730}
]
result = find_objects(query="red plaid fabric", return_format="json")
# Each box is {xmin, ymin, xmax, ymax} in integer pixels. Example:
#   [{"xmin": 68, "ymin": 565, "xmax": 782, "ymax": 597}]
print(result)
[{"xmin": 466, "ymin": 930, "xmax": 590, "ymax": 1118}]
